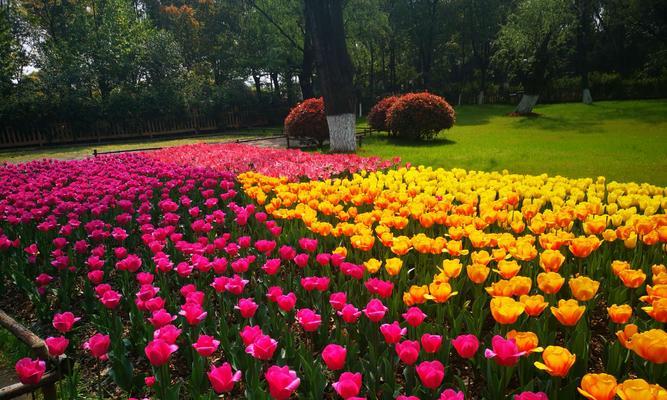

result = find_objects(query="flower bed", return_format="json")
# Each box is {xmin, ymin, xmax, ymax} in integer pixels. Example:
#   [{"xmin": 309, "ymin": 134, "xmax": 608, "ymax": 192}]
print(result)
[
  {"xmin": 147, "ymin": 143, "xmax": 399, "ymax": 181},
  {"xmin": 0, "ymin": 152, "xmax": 666, "ymax": 400}
]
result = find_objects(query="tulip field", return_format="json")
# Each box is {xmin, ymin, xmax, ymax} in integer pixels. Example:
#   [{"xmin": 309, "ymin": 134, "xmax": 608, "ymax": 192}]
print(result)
[{"xmin": 1, "ymin": 143, "xmax": 666, "ymax": 400}]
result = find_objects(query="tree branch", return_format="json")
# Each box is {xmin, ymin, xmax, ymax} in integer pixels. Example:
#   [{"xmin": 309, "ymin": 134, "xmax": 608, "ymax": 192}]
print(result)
[{"xmin": 246, "ymin": 0, "xmax": 304, "ymax": 53}]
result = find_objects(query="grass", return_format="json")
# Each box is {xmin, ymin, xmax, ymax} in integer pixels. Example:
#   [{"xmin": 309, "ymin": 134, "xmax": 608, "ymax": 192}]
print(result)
[
  {"xmin": 1, "ymin": 100, "xmax": 665, "ymax": 186},
  {"xmin": 358, "ymin": 99, "xmax": 667, "ymax": 186}
]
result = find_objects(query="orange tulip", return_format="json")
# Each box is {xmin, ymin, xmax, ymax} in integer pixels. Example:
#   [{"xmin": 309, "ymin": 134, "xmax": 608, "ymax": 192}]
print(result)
[
  {"xmin": 510, "ymin": 241, "xmax": 538, "ymax": 261},
  {"xmin": 618, "ymin": 269, "xmax": 647, "ymax": 288},
  {"xmin": 627, "ymin": 329, "xmax": 667, "ymax": 364},
  {"xmin": 490, "ymin": 296, "xmax": 525, "ymax": 325},
  {"xmin": 640, "ymin": 284, "xmax": 667, "ymax": 305},
  {"xmin": 534, "ymin": 346, "xmax": 576, "ymax": 377},
  {"xmin": 602, "ymin": 229, "xmax": 617, "ymax": 242},
  {"xmin": 569, "ymin": 275, "xmax": 600, "ymax": 301},
  {"xmin": 507, "ymin": 330, "xmax": 543, "ymax": 353},
  {"xmin": 467, "ymin": 263, "xmax": 490, "ymax": 284},
  {"xmin": 551, "ymin": 299, "xmax": 586, "ymax": 326},
  {"xmin": 485, "ymin": 280, "xmax": 515, "ymax": 297},
  {"xmin": 539, "ymin": 250, "xmax": 565, "ymax": 272},
  {"xmin": 509, "ymin": 276, "xmax": 532, "ymax": 296},
  {"xmin": 642, "ymin": 298, "xmax": 667, "ymax": 323},
  {"xmin": 390, "ymin": 236, "xmax": 412, "ymax": 256},
  {"xmin": 616, "ymin": 324, "xmax": 638, "ymax": 349},
  {"xmin": 385, "ymin": 257, "xmax": 404, "ymax": 276},
  {"xmin": 403, "ymin": 285, "xmax": 429, "ymax": 306},
  {"xmin": 471, "ymin": 250, "xmax": 492, "ymax": 266},
  {"xmin": 568, "ymin": 236, "xmax": 601, "ymax": 258},
  {"xmin": 611, "ymin": 260, "xmax": 631, "ymax": 277},
  {"xmin": 577, "ymin": 373, "xmax": 617, "ymax": 400},
  {"xmin": 425, "ymin": 281, "xmax": 458, "ymax": 303},
  {"xmin": 445, "ymin": 240, "xmax": 468, "ymax": 256},
  {"xmin": 494, "ymin": 260, "xmax": 521, "ymax": 279},
  {"xmin": 440, "ymin": 259, "xmax": 463, "ymax": 279},
  {"xmin": 537, "ymin": 272, "xmax": 565, "ymax": 294},
  {"xmin": 520, "ymin": 294, "xmax": 549, "ymax": 317},
  {"xmin": 607, "ymin": 304, "xmax": 633, "ymax": 324},
  {"xmin": 616, "ymin": 379, "xmax": 667, "ymax": 400},
  {"xmin": 363, "ymin": 258, "xmax": 382, "ymax": 274}
]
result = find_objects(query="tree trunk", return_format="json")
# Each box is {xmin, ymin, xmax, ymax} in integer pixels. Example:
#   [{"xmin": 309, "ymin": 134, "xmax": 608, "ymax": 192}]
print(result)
[
  {"xmin": 477, "ymin": 90, "xmax": 485, "ymax": 105},
  {"xmin": 270, "ymin": 72, "xmax": 280, "ymax": 103},
  {"xmin": 299, "ymin": 15, "xmax": 315, "ymax": 99},
  {"xmin": 252, "ymin": 73, "xmax": 262, "ymax": 99},
  {"xmin": 575, "ymin": 0, "xmax": 593, "ymax": 104},
  {"xmin": 305, "ymin": 0, "xmax": 356, "ymax": 152},
  {"xmin": 515, "ymin": 94, "xmax": 539, "ymax": 114}
]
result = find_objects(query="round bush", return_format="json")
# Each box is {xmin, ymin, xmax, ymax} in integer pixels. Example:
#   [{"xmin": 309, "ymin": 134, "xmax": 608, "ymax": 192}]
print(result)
[
  {"xmin": 284, "ymin": 97, "xmax": 328, "ymax": 145},
  {"xmin": 386, "ymin": 92, "xmax": 456, "ymax": 140},
  {"xmin": 368, "ymin": 95, "xmax": 399, "ymax": 132}
]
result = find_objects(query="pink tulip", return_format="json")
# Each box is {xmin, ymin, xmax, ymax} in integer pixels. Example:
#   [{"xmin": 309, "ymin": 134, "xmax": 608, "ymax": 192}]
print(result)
[
  {"xmin": 263, "ymin": 258, "xmax": 282, "ymax": 275},
  {"xmin": 451, "ymin": 334, "xmax": 480, "ymax": 359},
  {"xmin": 295, "ymin": 309, "xmax": 322, "ymax": 332},
  {"xmin": 363, "ymin": 299, "xmax": 388, "ymax": 322},
  {"xmin": 208, "ymin": 362, "xmax": 242, "ymax": 393},
  {"xmin": 365, "ymin": 278, "xmax": 394, "ymax": 298},
  {"xmin": 99, "ymin": 289, "xmax": 122, "ymax": 309},
  {"xmin": 192, "ymin": 335, "xmax": 220, "ymax": 357},
  {"xmin": 148, "ymin": 309, "xmax": 176, "ymax": 328},
  {"xmin": 15, "ymin": 358, "xmax": 46, "ymax": 385},
  {"xmin": 235, "ymin": 298, "xmax": 259, "ymax": 318},
  {"xmin": 439, "ymin": 389, "xmax": 465, "ymax": 400},
  {"xmin": 329, "ymin": 292, "xmax": 348, "ymax": 311},
  {"xmin": 277, "ymin": 293, "xmax": 297, "ymax": 312},
  {"xmin": 267, "ymin": 286, "xmax": 284, "ymax": 302},
  {"xmin": 321, "ymin": 344, "xmax": 347, "ymax": 370},
  {"xmin": 397, "ymin": 396, "xmax": 420, "ymax": 400},
  {"xmin": 514, "ymin": 392, "xmax": 548, "ymax": 400},
  {"xmin": 293, "ymin": 253, "xmax": 309, "ymax": 268},
  {"xmin": 395, "ymin": 340, "xmax": 420, "ymax": 365},
  {"xmin": 240, "ymin": 325, "xmax": 263, "ymax": 346},
  {"xmin": 278, "ymin": 245, "xmax": 297, "ymax": 261},
  {"xmin": 421, "ymin": 334, "xmax": 443, "ymax": 353},
  {"xmin": 246, "ymin": 334, "xmax": 278, "ymax": 360},
  {"xmin": 402, "ymin": 307, "xmax": 427, "ymax": 327},
  {"xmin": 83, "ymin": 333, "xmax": 110, "ymax": 360},
  {"xmin": 52, "ymin": 312, "xmax": 80, "ymax": 333},
  {"xmin": 380, "ymin": 321, "xmax": 406, "ymax": 344},
  {"xmin": 144, "ymin": 339, "xmax": 178, "ymax": 366},
  {"xmin": 179, "ymin": 302, "xmax": 207, "ymax": 325},
  {"xmin": 315, "ymin": 253, "xmax": 331, "ymax": 266},
  {"xmin": 339, "ymin": 304, "xmax": 362, "ymax": 323},
  {"xmin": 484, "ymin": 335, "xmax": 525, "ymax": 367},
  {"xmin": 154, "ymin": 324, "xmax": 182, "ymax": 344},
  {"xmin": 332, "ymin": 372, "xmax": 362, "ymax": 399},
  {"xmin": 298, "ymin": 238, "xmax": 318, "ymax": 253},
  {"xmin": 265, "ymin": 365, "xmax": 300, "ymax": 400},
  {"xmin": 45, "ymin": 336, "xmax": 69, "ymax": 357},
  {"xmin": 416, "ymin": 360, "xmax": 445, "ymax": 389}
]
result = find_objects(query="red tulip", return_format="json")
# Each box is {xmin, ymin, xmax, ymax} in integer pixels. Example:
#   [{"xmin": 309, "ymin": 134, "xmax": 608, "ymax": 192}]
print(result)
[
  {"xmin": 52, "ymin": 312, "xmax": 80, "ymax": 333},
  {"xmin": 144, "ymin": 339, "xmax": 178, "ymax": 366},
  {"xmin": 246, "ymin": 334, "xmax": 278, "ymax": 360},
  {"xmin": 332, "ymin": 372, "xmax": 362, "ymax": 399},
  {"xmin": 416, "ymin": 360, "xmax": 445, "ymax": 389},
  {"xmin": 339, "ymin": 304, "xmax": 362, "ymax": 323},
  {"xmin": 321, "ymin": 344, "xmax": 347, "ymax": 370},
  {"xmin": 265, "ymin": 365, "xmax": 300, "ymax": 400},
  {"xmin": 235, "ymin": 298, "xmax": 259, "ymax": 318},
  {"xmin": 295, "ymin": 308, "xmax": 322, "ymax": 332},
  {"xmin": 240, "ymin": 325, "xmax": 263, "ymax": 346},
  {"xmin": 439, "ymin": 389, "xmax": 465, "ymax": 400},
  {"xmin": 363, "ymin": 299, "xmax": 388, "ymax": 322},
  {"xmin": 207, "ymin": 362, "xmax": 242, "ymax": 393},
  {"xmin": 451, "ymin": 334, "xmax": 479, "ymax": 359},
  {"xmin": 402, "ymin": 307, "xmax": 427, "ymax": 327},
  {"xmin": 83, "ymin": 333, "xmax": 110, "ymax": 360},
  {"xmin": 277, "ymin": 293, "xmax": 297, "ymax": 312},
  {"xmin": 45, "ymin": 336, "xmax": 69, "ymax": 357},
  {"xmin": 192, "ymin": 335, "xmax": 220, "ymax": 357},
  {"xmin": 380, "ymin": 321, "xmax": 406, "ymax": 344},
  {"xmin": 15, "ymin": 358, "xmax": 46, "ymax": 385},
  {"xmin": 395, "ymin": 340, "xmax": 420, "ymax": 365},
  {"xmin": 421, "ymin": 334, "xmax": 443, "ymax": 354}
]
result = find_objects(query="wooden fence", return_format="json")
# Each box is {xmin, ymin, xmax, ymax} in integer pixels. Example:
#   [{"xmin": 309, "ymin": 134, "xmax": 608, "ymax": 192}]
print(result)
[{"xmin": 0, "ymin": 111, "xmax": 248, "ymax": 150}]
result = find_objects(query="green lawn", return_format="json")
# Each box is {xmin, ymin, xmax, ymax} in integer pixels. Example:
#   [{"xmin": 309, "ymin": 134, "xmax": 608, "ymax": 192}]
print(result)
[
  {"xmin": 1, "ymin": 100, "xmax": 666, "ymax": 186},
  {"xmin": 359, "ymin": 100, "xmax": 667, "ymax": 186}
]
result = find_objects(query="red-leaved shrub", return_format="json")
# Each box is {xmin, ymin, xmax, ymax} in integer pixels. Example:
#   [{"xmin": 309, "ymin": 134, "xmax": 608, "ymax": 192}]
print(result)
[
  {"xmin": 284, "ymin": 98, "xmax": 328, "ymax": 145},
  {"xmin": 386, "ymin": 92, "xmax": 456, "ymax": 140},
  {"xmin": 368, "ymin": 96, "xmax": 399, "ymax": 132}
]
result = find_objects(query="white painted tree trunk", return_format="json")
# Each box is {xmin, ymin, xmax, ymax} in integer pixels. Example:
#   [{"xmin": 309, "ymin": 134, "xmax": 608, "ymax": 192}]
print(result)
[
  {"xmin": 515, "ymin": 94, "xmax": 539, "ymax": 114},
  {"xmin": 477, "ymin": 90, "xmax": 485, "ymax": 105},
  {"xmin": 326, "ymin": 113, "xmax": 357, "ymax": 152},
  {"xmin": 582, "ymin": 88, "xmax": 593, "ymax": 104}
]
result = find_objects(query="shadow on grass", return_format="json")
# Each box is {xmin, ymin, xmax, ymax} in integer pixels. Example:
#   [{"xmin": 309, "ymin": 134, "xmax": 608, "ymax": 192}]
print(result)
[
  {"xmin": 367, "ymin": 134, "xmax": 457, "ymax": 147},
  {"xmin": 453, "ymin": 105, "xmax": 514, "ymax": 126}
]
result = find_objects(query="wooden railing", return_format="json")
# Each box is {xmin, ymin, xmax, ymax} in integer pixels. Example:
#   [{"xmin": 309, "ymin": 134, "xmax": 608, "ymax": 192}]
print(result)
[{"xmin": 0, "ymin": 310, "xmax": 68, "ymax": 400}]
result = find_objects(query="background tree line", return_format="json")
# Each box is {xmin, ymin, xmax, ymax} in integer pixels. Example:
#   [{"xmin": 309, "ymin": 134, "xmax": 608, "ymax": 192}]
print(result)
[{"xmin": 1, "ymin": 0, "xmax": 666, "ymax": 130}]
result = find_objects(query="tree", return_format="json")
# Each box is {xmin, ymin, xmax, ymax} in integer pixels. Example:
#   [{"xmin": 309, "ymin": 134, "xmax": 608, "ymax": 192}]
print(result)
[
  {"xmin": 304, "ymin": 0, "xmax": 356, "ymax": 152},
  {"xmin": 495, "ymin": 0, "xmax": 574, "ymax": 114}
]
